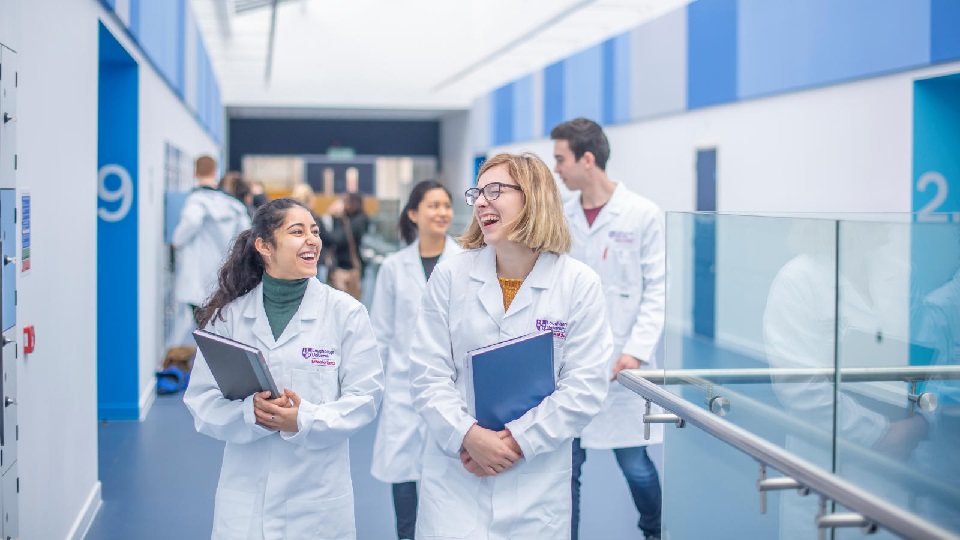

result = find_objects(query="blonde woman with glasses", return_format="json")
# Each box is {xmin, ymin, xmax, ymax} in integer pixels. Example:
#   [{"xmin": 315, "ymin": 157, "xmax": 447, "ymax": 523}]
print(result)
[{"xmin": 408, "ymin": 153, "xmax": 613, "ymax": 539}]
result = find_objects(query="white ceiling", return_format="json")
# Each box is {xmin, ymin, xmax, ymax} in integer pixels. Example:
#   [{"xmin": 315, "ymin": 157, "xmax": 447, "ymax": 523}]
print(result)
[{"xmin": 190, "ymin": 0, "xmax": 692, "ymax": 114}]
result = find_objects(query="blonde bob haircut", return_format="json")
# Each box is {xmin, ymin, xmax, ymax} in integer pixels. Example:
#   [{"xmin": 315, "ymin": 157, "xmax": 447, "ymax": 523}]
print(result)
[{"xmin": 460, "ymin": 152, "xmax": 571, "ymax": 254}]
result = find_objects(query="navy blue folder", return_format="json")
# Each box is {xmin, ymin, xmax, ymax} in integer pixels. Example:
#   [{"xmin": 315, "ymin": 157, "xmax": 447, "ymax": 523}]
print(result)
[{"xmin": 465, "ymin": 330, "xmax": 556, "ymax": 431}]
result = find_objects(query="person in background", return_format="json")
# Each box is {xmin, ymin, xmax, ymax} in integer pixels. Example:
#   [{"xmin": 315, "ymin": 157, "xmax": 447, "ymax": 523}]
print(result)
[
  {"xmin": 220, "ymin": 172, "xmax": 254, "ymax": 216},
  {"xmin": 323, "ymin": 192, "xmax": 371, "ymax": 299},
  {"xmin": 369, "ymin": 180, "xmax": 461, "ymax": 540},
  {"xmin": 324, "ymin": 192, "xmax": 370, "ymax": 272},
  {"xmin": 552, "ymin": 118, "xmax": 666, "ymax": 540},
  {"xmin": 250, "ymin": 180, "xmax": 269, "ymax": 211},
  {"xmin": 184, "ymin": 198, "xmax": 384, "ymax": 539},
  {"xmin": 172, "ymin": 155, "xmax": 252, "ymax": 324},
  {"xmin": 408, "ymin": 153, "xmax": 612, "ymax": 539}
]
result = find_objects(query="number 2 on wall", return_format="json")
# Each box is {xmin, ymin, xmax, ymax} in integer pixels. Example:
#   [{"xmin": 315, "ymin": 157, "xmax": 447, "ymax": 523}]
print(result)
[
  {"xmin": 916, "ymin": 171, "xmax": 959, "ymax": 223},
  {"xmin": 98, "ymin": 164, "xmax": 133, "ymax": 222}
]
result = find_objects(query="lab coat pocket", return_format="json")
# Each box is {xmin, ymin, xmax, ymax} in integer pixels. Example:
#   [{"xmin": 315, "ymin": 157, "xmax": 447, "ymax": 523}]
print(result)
[
  {"xmin": 285, "ymin": 494, "xmax": 356, "ymax": 539},
  {"xmin": 418, "ymin": 457, "xmax": 480, "ymax": 538},
  {"xmin": 552, "ymin": 342, "xmax": 564, "ymax": 381},
  {"xmin": 607, "ymin": 288, "xmax": 641, "ymax": 342},
  {"xmin": 212, "ymin": 489, "xmax": 255, "ymax": 539},
  {"xmin": 291, "ymin": 367, "xmax": 340, "ymax": 404},
  {"xmin": 513, "ymin": 470, "xmax": 569, "ymax": 538},
  {"xmin": 613, "ymin": 247, "xmax": 643, "ymax": 288}
]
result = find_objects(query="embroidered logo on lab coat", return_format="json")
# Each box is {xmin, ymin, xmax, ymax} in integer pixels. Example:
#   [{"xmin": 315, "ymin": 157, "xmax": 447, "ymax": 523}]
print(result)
[
  {"xmin": 536, "ymin": 319, "xmax": 568, "ymax": 339},
  {"xmin": 302, "ymin": 347, "xmax": 336, "ymax": 366},
  {"xmin": 609, "ymin": 230, "xmax": 636, "ymax": 244}
]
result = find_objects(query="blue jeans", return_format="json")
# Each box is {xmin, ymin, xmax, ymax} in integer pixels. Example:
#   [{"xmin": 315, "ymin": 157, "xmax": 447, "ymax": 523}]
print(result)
[
  {"xmin": 571, "ymin": 438, "xmax": 662, "ymax": 539},
  {"xmin": 392, "ymin": 482, "xmax": 418, "ymax": 540}
]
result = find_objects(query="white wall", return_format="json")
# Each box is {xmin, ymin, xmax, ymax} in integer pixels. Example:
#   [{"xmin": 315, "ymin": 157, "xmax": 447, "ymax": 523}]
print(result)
[
  {"xmin": 139, "ymin": 57, "xmax": 219, "ymax": 416},
  {"xmin": 15, "ymin": 1, "xmax": 219, "ymax": 538},
  {"xmin": 484, "ymin": 61, "xmax": 960, "ymax": 362},
  {"xmin": 18, "ymin": 1, "xmax": 101, "ymax": 538}
]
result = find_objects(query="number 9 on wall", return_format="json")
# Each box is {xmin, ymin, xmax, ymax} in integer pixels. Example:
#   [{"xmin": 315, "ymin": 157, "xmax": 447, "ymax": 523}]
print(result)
[{"xmin": 98, "ymin": 164, "xmax": 133, "ymax": 222}]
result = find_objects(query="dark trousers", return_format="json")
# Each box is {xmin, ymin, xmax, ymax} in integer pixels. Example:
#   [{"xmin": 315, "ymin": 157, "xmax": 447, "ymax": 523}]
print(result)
[
  {"xmin": 392, "ymin": 481, "xmax": 418, "ymax": 540},
  {"xmin": 571, "ymin": 438, "xmax": 662, "ymax": 539}
]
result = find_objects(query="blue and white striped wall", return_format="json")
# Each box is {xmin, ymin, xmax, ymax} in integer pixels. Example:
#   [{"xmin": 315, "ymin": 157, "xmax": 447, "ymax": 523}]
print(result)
[
  {"xmin": 99, "ymin": 0, "xmax": 223, "ymax": 143},
  {"xmin": 489, "ymin": 0, "xmax": 960, "ymax": 147}
]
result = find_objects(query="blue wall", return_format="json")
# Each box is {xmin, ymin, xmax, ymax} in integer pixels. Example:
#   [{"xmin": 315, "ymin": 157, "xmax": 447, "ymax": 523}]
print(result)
[
  {"xmin": 97, "ymin": 23, "xmax": 141, "ymax": 421},
  {"xmin": 100, "ymin": 0, "xmax": 221, "ymax": 143},
  {"xmin": 490, "ymin": 0, "xmax": 960, "ymax": 146}
]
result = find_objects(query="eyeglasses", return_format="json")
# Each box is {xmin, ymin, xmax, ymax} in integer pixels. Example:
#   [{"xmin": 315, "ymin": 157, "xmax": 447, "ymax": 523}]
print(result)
[{"xmin": 464, "ymin": 182, "xmax": 523, "ymax": 206}]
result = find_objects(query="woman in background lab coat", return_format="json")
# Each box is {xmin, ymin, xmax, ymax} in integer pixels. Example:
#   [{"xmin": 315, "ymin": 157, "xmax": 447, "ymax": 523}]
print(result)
[
  {"xmin": 184, "ymin": 198, "xmax": 384, "ymax": 540},
  {"xmin": 408, "ymin": 153, "xmax": 613, "ymax": 540},
  {"xmin": 370, "ymin": 180, "xmax": 461, "ymax": 540}
]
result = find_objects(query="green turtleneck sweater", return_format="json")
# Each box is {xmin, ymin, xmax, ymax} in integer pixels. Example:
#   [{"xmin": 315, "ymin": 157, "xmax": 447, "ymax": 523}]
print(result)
[{"xmin": 262, "ymin": 273, "xmax": 309, "ymax": 339}]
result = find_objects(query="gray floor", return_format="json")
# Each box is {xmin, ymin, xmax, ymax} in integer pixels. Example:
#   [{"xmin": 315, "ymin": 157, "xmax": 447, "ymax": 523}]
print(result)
[{"xmin": 85, "ymin": 393, "xmax": 657, "ymax": 539}]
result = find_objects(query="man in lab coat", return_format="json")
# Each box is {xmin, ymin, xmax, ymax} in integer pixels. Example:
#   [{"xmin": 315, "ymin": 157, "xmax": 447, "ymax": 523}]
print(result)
[
  {"xmin": 172, "ymin": 155, "xmax": 252, "ymax": 324},
  {"xmin": 552, "ymin": 118, "xmax": 665, "ymax": 540}
]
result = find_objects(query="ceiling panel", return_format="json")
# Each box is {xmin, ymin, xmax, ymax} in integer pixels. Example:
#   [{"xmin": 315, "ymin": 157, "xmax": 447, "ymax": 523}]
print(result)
[{"xmin": 190, "ymin": 0, "xmax": 693, "ymax": 110}]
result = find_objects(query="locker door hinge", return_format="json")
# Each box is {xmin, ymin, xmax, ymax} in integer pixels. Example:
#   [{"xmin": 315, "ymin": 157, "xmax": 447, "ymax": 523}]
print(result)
[{"xmin": 13, "ymin": 155, "xmax": 17, "ymax": 171}]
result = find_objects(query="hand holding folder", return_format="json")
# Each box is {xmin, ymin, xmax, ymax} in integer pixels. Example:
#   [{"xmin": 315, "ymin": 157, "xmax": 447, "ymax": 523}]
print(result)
[{"xmin": 464, "ymin": 330, "xmax": 556, "ymax": 431}]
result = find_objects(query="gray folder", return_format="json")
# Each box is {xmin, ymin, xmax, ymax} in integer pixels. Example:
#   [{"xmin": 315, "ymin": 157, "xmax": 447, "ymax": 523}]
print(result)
[{"xmin": 193, "ymin": 329, "xmax": 280, "ymax": 400}]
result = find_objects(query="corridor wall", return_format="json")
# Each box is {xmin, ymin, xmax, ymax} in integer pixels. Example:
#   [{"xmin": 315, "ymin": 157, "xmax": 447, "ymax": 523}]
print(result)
[
  {"xmin": 11, "ymin": 0, "xmax": 222, "ymax": 537},
  {"xmin": 473, "ymin": 0, "xmax": 960, "ymax": 380}
]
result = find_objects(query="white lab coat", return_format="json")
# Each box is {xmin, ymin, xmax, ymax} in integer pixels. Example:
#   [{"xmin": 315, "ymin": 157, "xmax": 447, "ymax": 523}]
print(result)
[
  {"xmin": 184, "ymin": 278, "xmax": 384, "ymax": 540},
  {"xmin": 173, "ymin": 188, "xmax": 252, "ymax": 306},
  {"xmin": 565, "ymin": 184, "xmax": 666, "ymax": 448},
  {"xmin": 370, "ymin": 236, "xmax": 462, "ymax": 483},
  {"xmin": 409, "ymin": 246, "xmax": 612, "ymax": 540}
]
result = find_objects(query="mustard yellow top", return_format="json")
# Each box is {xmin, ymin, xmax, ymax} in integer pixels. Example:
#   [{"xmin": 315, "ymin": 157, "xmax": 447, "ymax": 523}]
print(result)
[{"xmin": 498, "ymin": 277, "xmax": 524, "ymax": 311}]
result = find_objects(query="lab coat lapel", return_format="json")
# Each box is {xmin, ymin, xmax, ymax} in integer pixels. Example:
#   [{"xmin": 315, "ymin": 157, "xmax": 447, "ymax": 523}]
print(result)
[
  {"xmin": 470, "ymin": 246, "xmax": 504, "ymax": 327},
  {"xmin": 246, "ymin": 283, "xmax": 278, "ymax": 350},
  {"xmin": 400, "ymin": 240, "xmax": 427, "ymax": 287},
  {"xmin": 438, "ymin": 236, "xmax": 460, "ymax": 264},
  {"xmin": 586, "ymin": 184, "xmax": 625, "ymax": 233}
]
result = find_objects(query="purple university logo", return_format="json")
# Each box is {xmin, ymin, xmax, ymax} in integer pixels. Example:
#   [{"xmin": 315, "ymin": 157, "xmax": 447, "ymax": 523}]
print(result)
[
  {"xmin": 536, "ymin": 319, "xmax": 568, "ymax": 340},
  {"xmin": 302, "ymin": 347, "xmax": 336, "ymax": 366},
  {"xmin": 608, "ymin": 230, "xmax": 636, "ymax": 244}
]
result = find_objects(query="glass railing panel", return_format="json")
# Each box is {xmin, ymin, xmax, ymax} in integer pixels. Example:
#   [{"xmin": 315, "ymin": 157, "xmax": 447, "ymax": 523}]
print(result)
[
  {"xmin": 835, "ymin": 219, "xmax": 960, "ymax": 537},
  {"xmin": 663, "ymin": 212, "xmax": 839, "ymax": 538}
]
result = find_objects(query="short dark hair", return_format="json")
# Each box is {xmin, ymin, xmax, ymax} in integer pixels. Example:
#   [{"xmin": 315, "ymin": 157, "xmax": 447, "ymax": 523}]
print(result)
[{"xmin": 550, "ymin": 118, "xmax": 610, "ymax": 170}]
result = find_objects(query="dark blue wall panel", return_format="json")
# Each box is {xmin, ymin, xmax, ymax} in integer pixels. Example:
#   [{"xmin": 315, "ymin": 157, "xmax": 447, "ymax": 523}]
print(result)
[
  {"xmin": 687, "ymin": 0, "xmax": 738, "ymax": 109},
  {"xmin": 738, "ymin": 0, "xmax": 929, "ymax": 99},
  {"xmin": 227, "ymin": 119, "xmax": 441, "ymax": 171},
  {"xmin": 543, "ymin": 61, "xmax": 565, "ymax": 136},
  {"xmin": 492, "ymin": 83, "xmax": 515, "ymax": 146},
  {"xmin": 932, "ymin": 0, "xmax": 960, "ymax": 63},
  {"xmin": 564, "ymin": 44, "xmax": 603, "ymax": 123}
]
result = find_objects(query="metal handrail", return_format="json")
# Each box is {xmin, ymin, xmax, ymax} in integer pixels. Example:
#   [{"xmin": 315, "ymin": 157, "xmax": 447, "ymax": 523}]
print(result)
[
  {"xmin": 618, "ymin": 370, "xmax": 960, "ymax": 540},
  {"xmin": 639, "ymin": 365, "xmax": 960, "ymax": 385}
]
